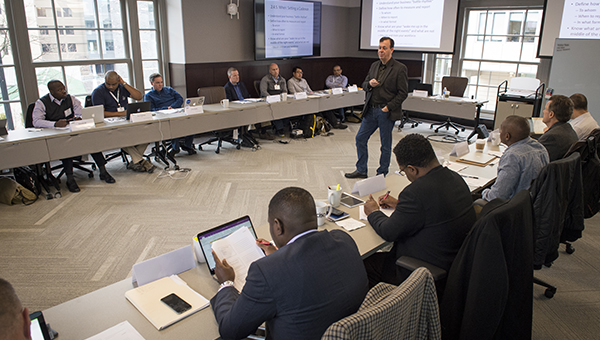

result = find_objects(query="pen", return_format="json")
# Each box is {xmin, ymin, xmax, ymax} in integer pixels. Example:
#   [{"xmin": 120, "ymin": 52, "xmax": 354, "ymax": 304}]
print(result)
[
  {"xmin": 461, "ymin": 174, "xmax": 479, "ymax": 179},
  {"xmin": 259, "ymin": 241, "xmax": 271, "ymax": 246},
  {"xmin": 382, "ymin": 191, "xmax": 390, "ymax": 200}
]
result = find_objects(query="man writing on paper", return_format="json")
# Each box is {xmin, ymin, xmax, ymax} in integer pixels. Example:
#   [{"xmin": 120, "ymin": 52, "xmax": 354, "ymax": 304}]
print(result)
[
  {"xmin": 482, "ymin": 115, "xmax": 549, "ymax": 201},
  {"xmin": 362, "ymin": 134, "xmax": 475, "ymax": 287},
  {"xmin": 570, "ymin": 93, "xmax": 599, "ymax": 140},
  {"xmin": 211, "ymin": 187, "xmax": 368, "ymax": 340},
  {"xmin": 259, "ymin": 63, "xmax": 288, "ymax": 137},
  {"xmin": 346, "ymin": 37, "xmax": 408, "ymax": 179},
  {"xmin": 144, "ymin": 73, "xmax": 196, "ymax": 156},
  {"xmin": 0, "ymin": 278, "xmax": 31, "ymax": 340},
  {"xmin": 287, "ymin": 66, "xmax": 346, "ymax": 129},
  {"xmin": 538, "ymin": 94, "xmax": 578, "ymax": 161},
  {"xmin": 32, "ymin": 80, "xmax": 116, "ymax": 192},
  {"xmin": 92, "ymin": 71, "xmax": 156, "ymax": 173}
]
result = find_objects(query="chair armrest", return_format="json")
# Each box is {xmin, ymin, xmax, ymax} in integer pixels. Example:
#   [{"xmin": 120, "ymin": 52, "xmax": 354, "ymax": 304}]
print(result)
[{"xmin": 396, "ymin": 256, "xmax": 447, "ymax": 281}]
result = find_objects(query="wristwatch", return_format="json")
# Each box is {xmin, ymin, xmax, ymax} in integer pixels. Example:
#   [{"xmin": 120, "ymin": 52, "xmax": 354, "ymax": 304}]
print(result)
[{"xmin": 219, "ymin": 280, "xmax": 235, "ymax": 290}]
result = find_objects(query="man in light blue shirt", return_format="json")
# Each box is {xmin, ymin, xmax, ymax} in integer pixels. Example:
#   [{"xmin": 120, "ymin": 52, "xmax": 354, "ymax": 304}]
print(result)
[
  {"xmin": 326, "ymin": 65, "xmax": 349, "ymax": 122},
  {"xmin": 482, "ymin": 115, "xmax": 549, "ymax": 201},
  {"xmin": 144, "ymin": 73, "xmax": 196, "ymax": 155}
]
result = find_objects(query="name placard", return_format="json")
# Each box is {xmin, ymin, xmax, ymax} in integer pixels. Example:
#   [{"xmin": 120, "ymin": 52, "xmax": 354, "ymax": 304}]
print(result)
[
  {"xmin": 69, "ymin": 118, "xmax": 95, "ymax": 131},
  {"xmin": 332, "ymin": 87, "xmax": 343, "ymax": 95},
  {"xmin": 348, "ymin": 85, "xmax": 358, "ymax": 93},
  {"xmin": 185, "ymin": 106, "xmax": 204, "ymax": 115},
  {"xmin": 130, "ymin": 112, "xmax": 154, "ymax": 123},
  {"xmin": 266, "ymin": 95, "xmax": 281, "ymax": 103},
  {"xmin": 294, "ymin": 92, "xmax": 308, "ymax": 100},
  {"xmin": 413, "ymin": 90, "xmax": 428, "ymax": 98}
]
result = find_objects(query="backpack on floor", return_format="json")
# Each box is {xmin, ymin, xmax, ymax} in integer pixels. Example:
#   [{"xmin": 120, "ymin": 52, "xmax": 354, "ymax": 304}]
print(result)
[
  {"xmin": 0, "ymin": 177, "xmax": 38, "ymax": 205},
  {"xmin": 13, "ymin": 166, "xmax": 40, "ymax": 198}
]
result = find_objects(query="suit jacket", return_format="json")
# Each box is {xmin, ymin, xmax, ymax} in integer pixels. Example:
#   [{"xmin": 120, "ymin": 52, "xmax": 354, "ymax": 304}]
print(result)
[
  {"xmin": 361, "ymin": 58, "xmax": 408, "ymax": 121},
  {"xmin": 538, "ymin": 121, "xmax": 579, "ymax": 161},
  {"xmin": 224, "ymin": 81, "xmax": 251, "ymax": 101},
  {"xmin": 210, "ymin": 230, "xmax": 369, "ymax": 340},
  {"xmin": 367, "ymin": 166, "xmax": 476, "ymax": 284}
]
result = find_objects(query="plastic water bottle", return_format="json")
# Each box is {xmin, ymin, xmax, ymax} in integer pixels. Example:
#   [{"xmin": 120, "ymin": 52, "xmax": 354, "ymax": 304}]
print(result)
[{"xmin": 443, "ymin": 87, "xmax": 447, "ymax": 98}]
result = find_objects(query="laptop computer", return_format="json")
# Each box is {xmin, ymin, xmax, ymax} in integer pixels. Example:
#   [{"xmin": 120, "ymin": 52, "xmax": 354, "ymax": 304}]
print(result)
[
  {"xmin": 196, "ymin": 215, "xmax": 257, "ymax": 275},
  {"xmin": 81, "ymin": 105, "xmax": 105, "ymax": 125},
  {"xmin": 0, "ymin": 119, "xmax": 7, "ymax": 136},
  {"xmin": 185, "ymin": 97, "xmax": 205, "ymax": 107},
  {"xmin": 29, "ymin": 311, "xmax": 52, "ymax": 340},
  {"xmin": 126, "ymin": 101, "xmax": 152, "ymax": 120}
]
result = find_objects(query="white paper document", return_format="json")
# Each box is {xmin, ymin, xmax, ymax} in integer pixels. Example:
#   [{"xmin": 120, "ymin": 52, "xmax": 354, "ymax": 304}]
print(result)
[
  {"xmin": 211, "ymin": 227, "xmax": 265, "ymax": 292},
  {"xmin": 335, "ymin": 218, "xmax": 365, "ymax": 231},
  {"xmin": 351, "ymin": 174, "xmax": 386, "ymax": 197},
  {"xmin": 125, "ymin": 275, "xmax": 209, "ymax": 330},
  {"xmin": 358, "ymin": 205, "xmax": 394, "ymax": 221},
  {"xmin": 445, "ymin": 161, "xmax": 468, "ymax": 173},
  {"xmin": 84, "ymin": 321, "xmax": 145, "ymax": 340},
  {"xmin": 460, "ymin": 174, "xmax": 493, "ymax": 191}
]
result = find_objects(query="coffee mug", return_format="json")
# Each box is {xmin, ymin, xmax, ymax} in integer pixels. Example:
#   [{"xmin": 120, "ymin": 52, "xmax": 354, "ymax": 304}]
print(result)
[
  {"xmin": 328, "ymin": 187, "xmax": 342, "ymax": 208},
  {"xmin": 491, "ymin": 131, "xmax": 501, "ymax": 146},
  {"xmin": 221, "ymin": 99, "xmax": 229, "ymax": 108},
  {"xmin": 280, "ymin": 93, "xmax": 287, "ymax": 101},
  {"xmin": 315, "ymin": 201, "xmax": 332, "ymax": 227}
]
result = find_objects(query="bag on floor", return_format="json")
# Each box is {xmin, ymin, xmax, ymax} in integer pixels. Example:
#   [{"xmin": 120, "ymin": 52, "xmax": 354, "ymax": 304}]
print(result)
[
  {"xmin": 13, "ymin": 166, "xmax": 40, "ymax": 197},
  {"xmin": 0, "ymin": 177, "xmax": 38, "ymax": 205},
  {"xmin": 302, "ymin": 114, "xmax": 318, "ymax": 138}
]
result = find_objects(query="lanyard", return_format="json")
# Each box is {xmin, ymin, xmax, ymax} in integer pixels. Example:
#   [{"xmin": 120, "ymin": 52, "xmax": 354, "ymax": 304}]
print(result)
[{"xmin": 109, "ymin": 88, "xmax": 121, "ymax": 107}]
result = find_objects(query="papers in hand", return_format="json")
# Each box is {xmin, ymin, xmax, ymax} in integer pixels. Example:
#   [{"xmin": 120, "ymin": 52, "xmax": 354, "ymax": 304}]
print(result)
[
  {"xmin": 335, "ymin": 218, "xmax": 365, "ymax": 231},
  {"xmin": 84, "ymin": 321, "xmax": 145, "ymax": 340},
  {"xmin": 211, "ymin": 227, "xmax": 265, "ymax": 292},
  {"xmin": 358, "ymin": 205, "xmax": 393, "ymax": 221},
  {"xmin": 124, "ymin": 275, "xmax": 209, "ymax": 330}
]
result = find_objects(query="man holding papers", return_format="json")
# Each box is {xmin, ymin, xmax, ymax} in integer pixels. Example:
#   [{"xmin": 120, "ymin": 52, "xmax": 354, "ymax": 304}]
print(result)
[
  {"xmin": 210, "ymin": 187, "xmax": 368, "ymax": 340},
  {"xmin": 481, "ymin": 116, "xmax": 549, "ymax": 201},
  {"xmin": 362, "ymin": 134, "xmax": 475, "ymax": 287}
]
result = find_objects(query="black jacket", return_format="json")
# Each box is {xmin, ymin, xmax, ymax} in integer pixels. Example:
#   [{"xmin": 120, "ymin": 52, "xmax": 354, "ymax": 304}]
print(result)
[
  {"xmin": 529, "ymin": 153, "xmax": 584, "ymax": 266},
  {"xmin": 565, "ymin": 128, "xmax": 600, "ymax": 218},
  {"xmin": 224, "ymin": 81, "xmax": 251, "ymax": 101},
  {"xmin": 361, "ymin": 58, "xmax": 408, "ymax": 121},
  {"xmin": 441, "ymin": 190, "xmax": 534, "ymax": 340}
]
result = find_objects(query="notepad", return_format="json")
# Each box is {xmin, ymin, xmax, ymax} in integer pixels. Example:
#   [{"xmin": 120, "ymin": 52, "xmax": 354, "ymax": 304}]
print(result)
[
  {"xmin": 125, "ymin": 275, "xmax": 209, "ymax": 330},
  {"xmin": 456, "ymin": 152, "xmax": 496, "ymax": 167}
]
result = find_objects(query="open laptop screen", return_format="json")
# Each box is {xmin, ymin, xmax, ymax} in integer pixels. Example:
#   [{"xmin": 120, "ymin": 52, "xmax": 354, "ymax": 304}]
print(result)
[
  {"xmin": 126, "ymin": 101, "xmax": 152, "ymax": 120},
  {"xmin": 196, "ymin": 215, "xmax": 257, "ymax": 275}
]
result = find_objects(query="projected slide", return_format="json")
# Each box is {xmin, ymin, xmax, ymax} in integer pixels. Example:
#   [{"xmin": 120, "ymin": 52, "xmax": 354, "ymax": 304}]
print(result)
[
  {"xmin": 265, "ymin": 0, "xmax": 314, "ymax": 58},
  {"xmin": 559, "ymin": 1, "xmax": 600, "ymax": 39},
  {"xmin": 371, "ymin": 0, "xmax": 444, "ymax": 48}
]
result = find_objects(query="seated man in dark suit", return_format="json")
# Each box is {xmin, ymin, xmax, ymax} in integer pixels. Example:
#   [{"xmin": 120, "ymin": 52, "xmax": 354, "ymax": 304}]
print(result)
[
  {"xmin": 211, "ymin": 187, "xmax": 369, "ymax": 340},
  {"xmin": 539, "ymin": 94, "xmax": 579, "ymax": 161},
  {"xmin": 224, "ymin": 67, "xmax": 259, "ymax": 144},
  {"xmin": 0, "ymin": 278, "xmax": 31, "ymax": 340},
  {"xmin": 32, "ymin": 80, "xmax": 115, "ymax": 193},
  {"xmin": 362, "ymin": 134, "xmax": 476, "ymax": 287}
]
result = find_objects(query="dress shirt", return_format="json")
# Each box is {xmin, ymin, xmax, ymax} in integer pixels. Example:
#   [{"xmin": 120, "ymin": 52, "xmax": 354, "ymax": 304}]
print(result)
[
  {"xmin": 91, "ymin": 83, "xmax": 131, "ymax": 112},
  {"xmin": 482, "ymin": 137, "xmax": 549, "ymax": 201},
  {"xmin": 144, "ymin": 86, "xmax": 183, "ymax": 111},
  {"xmin": 286, "ymin": 229, "xmax": 318, "ymax": 245},
  {"xmin": 259, "ymin": 74, "xmax": 287, "ymax": 97},
  {"xmin": 287, "ymin": 77, "xmax": 312, "ymax": 94},
  {"xmin": 326, "ymin": 75, "xmax": 348, "ymax": 89},
  {"xmin": 570, "ymin": 112, "xmax": 600, "ymax": 140},
  {"xmin": 32, "ymin": 94, "xmax": 82, "ymax": 128}
]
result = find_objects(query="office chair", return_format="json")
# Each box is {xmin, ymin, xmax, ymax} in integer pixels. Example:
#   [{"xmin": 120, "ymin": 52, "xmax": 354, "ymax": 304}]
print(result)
[
  {"xmin": 430, "ymin": 77, "xmax": 469, "ymax": 135},
  {"xmin": 196, "ymin": 86, "xmax": 241, "ymax": 154},
  {"xmin": 253, "ymin": 80, "xmax": 261, "ymax": 98},
  {"xmin": 399, "ymin": 81, "xmax": 429, "ymax": 130},
  {"xmin": 397, "ymin": 190, "xmax": 534, "ymax": 338},
  {"xmin": 25, "ymin": 103, "xmax": 62, "ymax": 199},
  {"xmin": 321, "ymin": 268, "xmax": 441, "ymax": 340}
]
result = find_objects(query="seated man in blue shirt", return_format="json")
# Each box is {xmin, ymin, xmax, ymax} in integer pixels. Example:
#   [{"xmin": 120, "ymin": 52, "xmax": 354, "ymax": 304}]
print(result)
[
  {"xmin": 144, "ymin": 73, "xmax": 196, "ymax": 156},
  {"xmin": 325, "ymin": 65, "xmax": 349, "ymax": 122},
  {"xmin": 32, "ymin": 80, "xmax": 115, "ymax": 192},
  {"xmin": 482, "ymin": 115, "xmax": 549, "ymax": 201},
  {"xmin": 91, "ymin": 71, "xmax": 156, "ymax": 173},
  {"xmin": 211, "ymin": 187, "xmax": 368, "ymax": 340}
]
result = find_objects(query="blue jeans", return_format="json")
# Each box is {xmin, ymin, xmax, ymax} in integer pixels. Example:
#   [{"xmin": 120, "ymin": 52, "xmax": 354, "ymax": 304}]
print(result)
[
  {"xmin": 355, "ymin": 107, "xmax": 395, "ymax": 176},
  {"xmin": 171, "ymin": 135, "xmax": 194, "ymax": 151}
]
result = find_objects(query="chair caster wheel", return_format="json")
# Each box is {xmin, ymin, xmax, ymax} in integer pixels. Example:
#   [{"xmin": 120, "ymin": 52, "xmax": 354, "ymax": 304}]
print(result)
[
  {"xmin": 414, "ymin": 123, "xmax": 419, "ymax": 127},
  {"xmin": 54, "ymin": 192, "xmax": 62, "ymax": 198},
  {"xmin": 236, "ymin": 145, "xmax": 241, "ymax": 150},
  {"xmin": 545, "ymin": 287, "xmax": 556, "ymax": 298},
  {"xmin": 215, "ymin": 150, "xmax": 220, "ymax": 154},
  {"xmin": 92, "ymin": 164, "xmax": 97, "ymax": 170},
  {"xmin": 198, "ymin": 146, "xmax": 203, "ymax": 151},
  {"xmin": 455, "ymin": 131, "xmax": 459, "ymax": 135},
  {"xmin": 88, "ymin": 173, "xmax": 94, "ymax": 178},
  {"xmin": 461, "ymin": 128, "xmax": 466, "ymax": 132},
  {"xmin": 566, "ymin": 244, "xmax": 575, "ymax": 254},
  {"xmin": 430, "ymin": 124, "xmax": 434, "ymax": 128},
  {"xmin": 45, "ymin": 193, "xmax": 54, "ymax": 200}
]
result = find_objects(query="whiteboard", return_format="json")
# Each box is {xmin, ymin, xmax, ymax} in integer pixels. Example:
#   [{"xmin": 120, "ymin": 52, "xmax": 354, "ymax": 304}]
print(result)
[{"xmin": 548, "ymin": 39, "xmax": 600, "ymax": 124}]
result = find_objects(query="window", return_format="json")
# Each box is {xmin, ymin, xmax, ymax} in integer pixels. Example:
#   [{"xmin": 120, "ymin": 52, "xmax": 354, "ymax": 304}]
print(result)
[
  {"xmin": 459, "ymin": 8, "xmax": 542, "ymax": 112},
  {"xmin": 42, "ymin": 43, "xmax": 51, "ymax": 52},
  {"xmin": 105, "ymin": 41, "xmax": 114, "ymax": 51},
  {"xmin": 432, "ymin": 54, "xmax": 452, "ymax": 95},
  {"xmin": 68, "ymin": 43, "xmax": 77, "ymax": 52},
  {"xmin": 63, "ymin": 8, "xmax": 72, "ymax": 17},
  {"xmin": 138, "ymin": 0, "xmax": 159, "ymax": 91},
  {"xmin": 37, "ymin": 8, "xmax": 46, "ymax": 17},
  {"xmin": 40, "ymin": 25, "xmax": 48, "ymax": 35},
  {"xmin": 56, "ymin": 9, "xmax": 61, "ymax": 17},
  {"xmin": 65, "ymin": 26, "xmax": 74, "ymax": 35},
  {"xmin": 0, "ymin": 1, "xmax": 24, "ymax": 130}
]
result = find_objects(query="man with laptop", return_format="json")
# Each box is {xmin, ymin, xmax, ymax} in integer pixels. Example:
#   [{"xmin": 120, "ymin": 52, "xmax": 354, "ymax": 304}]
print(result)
[
  {"xmin": 92, "ymin": 71, "xmax": 156, "ymax": 173},
  {"xmin": 33, "ymin": 80, "xmax": 116, "ymax": 192},
  {"xmin": 210, "ymin": 187, "xmax": 369, "ymax": 340},
  {"xmin": 144, "ymin": 72, "xmax": 196, "ymax": 156}
]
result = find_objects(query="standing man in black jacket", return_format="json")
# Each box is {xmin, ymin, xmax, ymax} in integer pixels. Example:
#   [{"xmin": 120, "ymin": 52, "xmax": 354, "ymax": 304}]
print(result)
[
  {"xmin": 346, "ymin": 37, "xmax": 408, "ymax": 179},
  {"xmin": 362, "ymin": 134, "xmax": 476, "ymax": 287}
]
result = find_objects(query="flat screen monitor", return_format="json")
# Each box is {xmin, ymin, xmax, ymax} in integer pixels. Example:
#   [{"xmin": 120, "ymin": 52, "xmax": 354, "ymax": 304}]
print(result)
[
  {"xmin": 254, "ymin": 0, "xmax": 321, "ymax": 60},
  {"xmin": 359, "ymin": 0, "xmax": 460, "ymax": 53}
]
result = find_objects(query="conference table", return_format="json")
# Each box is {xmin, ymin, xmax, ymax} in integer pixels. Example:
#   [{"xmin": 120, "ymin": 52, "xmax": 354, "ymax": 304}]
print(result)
[
  {"xmin": 42, "ymin": 143, "xmax": 501, "ymax": 340},
  {"xmin": 0, "ymin": 91, "xmax": 366, "ymax": 171}
]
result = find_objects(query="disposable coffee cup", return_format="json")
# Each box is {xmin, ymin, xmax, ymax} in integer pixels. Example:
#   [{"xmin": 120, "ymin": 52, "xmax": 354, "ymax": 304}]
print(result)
[{"xmin": 475, "ymin": 139, "xmax": 486, "ymax": 151}]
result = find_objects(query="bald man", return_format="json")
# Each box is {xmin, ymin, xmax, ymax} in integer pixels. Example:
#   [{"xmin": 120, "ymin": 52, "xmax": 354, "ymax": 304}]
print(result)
[
  {"xmin": 482, "ymin": 115, "xmax": 549, "ymax": 201},
  {"xmin": 259, "ymin": 63, "xmax": 288, "ymax": 136},
  {"xmin": 569, "ymin": 93, "xmax": 599, "ymax": 140},
  {"xmin": 91, "ymin": 71, "xmax": 156, "ymax": 173},
  {"xmin": 0, "ymin": 278, "xmax": 31, "ymax": 340},
  {"xmin": 211, "ymin": 187, "xmax": 368, "ymax": 340}
]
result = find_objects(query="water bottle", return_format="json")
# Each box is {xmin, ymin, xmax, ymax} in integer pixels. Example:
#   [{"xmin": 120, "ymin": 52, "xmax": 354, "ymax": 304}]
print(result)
[{"xmin": 443, "ymin": 87, "xmax": 447, "ymax": 98}]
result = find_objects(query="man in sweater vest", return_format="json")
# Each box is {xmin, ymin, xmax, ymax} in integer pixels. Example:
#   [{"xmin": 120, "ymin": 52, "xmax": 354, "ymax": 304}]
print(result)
[{"xmin": 32, "ymin": 80, "xmax": 116, "ymax": 193}]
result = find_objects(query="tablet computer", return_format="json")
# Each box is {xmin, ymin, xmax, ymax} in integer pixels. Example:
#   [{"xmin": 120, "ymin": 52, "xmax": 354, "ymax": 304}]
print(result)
[{"xmin": 340, "ymin": 192, "xmax": 365, "ymax": 208}]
